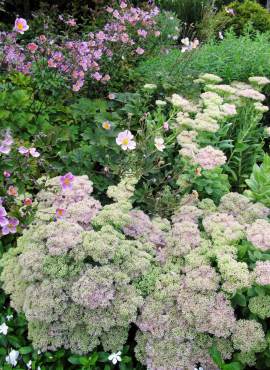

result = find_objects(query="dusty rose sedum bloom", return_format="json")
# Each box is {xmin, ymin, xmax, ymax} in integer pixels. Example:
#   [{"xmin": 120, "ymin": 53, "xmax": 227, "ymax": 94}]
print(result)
[
  {"xmin": 254, "ymin": 261, "xmax": 270, "ymax": 285},
  {"xmin": 195, "ymin": 146, "xmax": 226, "ymax": 170},
  {"xmin": 116, "ymin": 130, "xmax": 136, "ymax": 150},
  {"xmin": 246, "ymin": 219, "xmax": 270, "ymax": 251},
  {"xmin": 236, "ymin": 88, "xmax": 265, "ymax": 101}
]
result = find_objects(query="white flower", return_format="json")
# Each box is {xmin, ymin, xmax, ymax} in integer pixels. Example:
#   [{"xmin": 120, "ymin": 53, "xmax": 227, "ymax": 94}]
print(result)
[
  {"xmin": 27, "ymin": 360, "xmax": 32, "ymax": 369},
  {"xmin": 155, "ymin": 100, "xmax": 167, "ymax": 106},
  {"xmin": 154, "ymin": 137, "xmax": 165, "ymax": 152},
  {"xmin": 6, "ymin": 315, "xmax": 13, "ymax": 321},
  {"xmin": 108, "ymin": 351, "xmax": 122, "ymax": 365},
  {"xmin": 218, "ymin": 31, "xmax": 224, "ymax": 39},
  {"xmin": 181, "ymin": 37, "xmax": 199, "ymax": 52},
  {"xmin": 264, "ymin": 127, "xmax": 270, "ymax": 137},
  {"xmin": 143, "ymin": 83, "xmax": 157, "ymax": 90},
  {"xmin": 0, "ymin": 322, "xmax": 8, "ymax": 335},
  {"xmin": 6, "ymin": 349, "xmax": 19, "ymax": 367},
  {"xmin": 116, "ymin": 130, "xmax": 136, "ymax": 151},
  {"xmin": 181, "ymin": 37, "xmax": 190, "ymax": 46}
]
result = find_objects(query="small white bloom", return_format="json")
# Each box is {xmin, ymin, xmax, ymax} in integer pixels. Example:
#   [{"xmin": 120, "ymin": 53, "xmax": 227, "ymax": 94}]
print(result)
[
  {"xmin": 0, "ymin": 322, "xmax": 8, "ymax": 335},
  {"xmin": 264, "ymin": 127, "xmax": 270, "ymax": 136},
  {"xmin": 6, "ymin": 349, "xmax": 19, "ymax": 367},
  {"xmin": 116, "ymin": 130, "xmax": 136, "ymax": 151},
  {"xmin": 27, "ymin": 360, "xmax": 32, "ymax": 369},
  {"xmin": 154, "ymin": 137, "xmax": 165, "ymax": 152},
  {"xmin": 6, "ymin": 315, "xmax": 13, "ymax": 321},
  {"xmin": 218, "ymin": 31, "xmax": 224, "ymax": 40},
  {"xmin": 155, "ymin": 100, "xmax": 167, "ymax": 106},
  {"xmin": 37, "ymin": 350, "xmax": 42, "ymax": 355},
  {"xmin": 37, "ymin": 367, "xmax": 41, "ymax": 370},
  {"xmin": 108, "ymin": 351, "xmax": 122, "ymax": 365},
  {"xmin": 181, "ymin": 37, "xmax": 190, "ymax": 46},
  {"xmin": 143, "ymin": 83, "xmax": 157, "ymax": 90}
]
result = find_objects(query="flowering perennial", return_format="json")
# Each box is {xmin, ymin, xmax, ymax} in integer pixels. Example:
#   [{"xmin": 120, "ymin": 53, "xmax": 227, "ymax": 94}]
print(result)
[{"xmin": 1, "ymin": 3, "xmax": 161, "ymax": 90}]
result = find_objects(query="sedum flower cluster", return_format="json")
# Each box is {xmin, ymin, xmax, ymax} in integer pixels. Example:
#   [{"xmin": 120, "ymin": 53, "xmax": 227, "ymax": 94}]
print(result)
[
  {"xmin": 1, "ymin": 176, "xmax": 270, "ymax": 367},
  {"xmin": 174, "ymin": 74, "xmax": 269, "ymax": 170},
  {"xmin": 0, "ymin": 175, "xmax": 157, "ymax": 354},
  {"xmin": 134, "ymin": 191, "xmax": 270, "ymax": 369}
]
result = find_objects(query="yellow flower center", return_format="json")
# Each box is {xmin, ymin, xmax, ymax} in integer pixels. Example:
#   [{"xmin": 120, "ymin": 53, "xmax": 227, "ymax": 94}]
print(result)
[
  {"xmin": 122, "ymin": 138, "xmax": 129, "ymax": 145},
  {"xmin": 17, "ymin": 22, "xmax": 24, "ymax": 30},
  {"xmin": 64, "ymin": 178, "xmax": 70, "ymax": 185},
  {"xmin": 102, "ymin": 121, "xmax": 111, "ymax": 130}
]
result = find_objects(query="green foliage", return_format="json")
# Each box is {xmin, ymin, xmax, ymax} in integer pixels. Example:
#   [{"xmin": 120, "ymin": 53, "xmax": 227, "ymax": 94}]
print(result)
[
  {"xmin": 207, "ymin": 0, "xmax": 270, "ymax": 38},
  {"xmin": 210, "ymin": 345, "xmax": 244, "ymax": 370},
  {"xmin": 135, "ymin": 31, "xmax": 270, "ymax": 97},
  {"xmin": 156, "ymin": 0, "xmax": 217, "ymax": 24},
  {"xmin": 245, "ymin": 154, "xmax": 270, "ymax": 206},
  {"xmin": 224, "ymin": 102, "xmax": 265, "ymax": 191}
]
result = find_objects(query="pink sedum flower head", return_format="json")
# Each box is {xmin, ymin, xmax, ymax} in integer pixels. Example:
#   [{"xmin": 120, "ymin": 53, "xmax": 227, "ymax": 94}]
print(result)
[
  {"xmin": 0, "ymin": 207, "xmax": 8, "ymax": 227},
  {"xmin": 60, "ymin": 172, "xmax": 75, "ymax": 191},
  {"xmin": 195, "ymin": 146, "xmax": 226, "ymax": 170},
  {"xmin": 116, "ymin": 130, "xmax": 136, "ymax": 151},
  {"xmin": 2, "ymin": 218, "xmax": 19, "ymax": 235},
  {"xmin": 14, "ymin": 18, "xmax": 29, "ymax": 34}
]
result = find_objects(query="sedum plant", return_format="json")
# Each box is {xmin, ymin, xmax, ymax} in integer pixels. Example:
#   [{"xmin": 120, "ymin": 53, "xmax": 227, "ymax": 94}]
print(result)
[
  {"xmin": 134, "ymin": 191, "xmax": 270, "ymax": 369},
  {"xmin": 1, "ymin": 174, "xmax": 270, "ymax": 368},
  {"xmin": 0, "ymin": 175, "xmax": 157, "ymax": 354}
]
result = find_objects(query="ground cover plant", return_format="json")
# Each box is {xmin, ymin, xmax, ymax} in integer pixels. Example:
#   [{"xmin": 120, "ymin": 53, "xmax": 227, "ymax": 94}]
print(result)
[{"xmin": 1, "ymin": 1, "xmax": 270, "ymax": 369}]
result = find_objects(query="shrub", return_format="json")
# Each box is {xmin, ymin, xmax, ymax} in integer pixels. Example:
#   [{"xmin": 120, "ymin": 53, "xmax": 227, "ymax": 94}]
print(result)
[
  {"xmin": 2, "ymin": 175, "xmax": 270, "ymax": 368},
  {"xmin": 135, "ymin": 32, "xmax": 270, "ymax": 97},
  {"xmin": 0, "ymin": 175, "xmax": 157, "ymax": 354},
  {"xmin": 206, "ymin": 0, "xmax": 270, "ymax": 38},
  {"xmin": 135, "ymin": 190, "xmax": 270, "ymax": 369}
]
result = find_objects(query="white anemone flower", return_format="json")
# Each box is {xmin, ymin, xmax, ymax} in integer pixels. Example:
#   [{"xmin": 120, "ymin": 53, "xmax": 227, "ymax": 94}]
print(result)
[
  {"xmin": 154, "ymin": 137, "xmax": 165, "ymax": 152},
  {"xmin": 116, "ymin": 130, "xmax": 136, "ymax": 151},
  {"xmin": 6, "ymin": 349, "xmax": 19, "ymax": 367},
  {"xmin": 0, "ymin": 322, "xmax": 8, "ymax": 335},
  {"xmin": 108, "ymin": 351, "xmax": 122, "ymax": 365}
]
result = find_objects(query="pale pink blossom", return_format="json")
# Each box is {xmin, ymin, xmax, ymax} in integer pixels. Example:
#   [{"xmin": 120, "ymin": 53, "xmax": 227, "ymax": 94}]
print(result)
[
  {"xmin": 14, "ymin": 18, "xmax": 29, "ymax": 34},
  {"xmin": 136, "ymin": 47, "xmax": 145, "ymax": 55},
  {"xmin": 116, "ymin": 130, "xmax": 136, "ymax": 150},
  {"xmin": 154, "ymin": 137, "xmax": 165, "ymax": 152}
]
